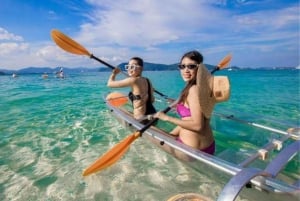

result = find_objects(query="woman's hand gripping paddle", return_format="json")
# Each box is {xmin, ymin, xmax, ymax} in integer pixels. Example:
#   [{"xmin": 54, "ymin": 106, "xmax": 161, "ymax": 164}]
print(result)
[{"xmin": 82, "ymin": 55, "xmax": 232, "ymax": 176}]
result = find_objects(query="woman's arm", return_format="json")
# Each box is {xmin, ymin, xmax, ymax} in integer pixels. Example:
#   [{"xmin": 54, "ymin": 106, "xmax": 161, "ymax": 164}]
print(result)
[
  {"xmin": 154, "ymin": 86, "xmax": 204, "ymax": 132},
  {"xmin": 107, "ymin": 69, "xmax": 135, "ymax": 88}
]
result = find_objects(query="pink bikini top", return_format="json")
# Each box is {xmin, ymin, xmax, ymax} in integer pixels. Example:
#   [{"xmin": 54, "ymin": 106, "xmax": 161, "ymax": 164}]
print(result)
[{"xmin": 176, "ymin": 103, "xmax": 191, "ymax": 118}]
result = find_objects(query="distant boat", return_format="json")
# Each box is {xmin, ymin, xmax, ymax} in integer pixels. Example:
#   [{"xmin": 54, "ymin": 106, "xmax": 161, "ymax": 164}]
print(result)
[
  {"xmin": 12, "ymin": 73, "xmax": 18, "ymax": 78},
  {"xmin": 42, "ymin": 73, "xmax": 49, "ymax": 79}
]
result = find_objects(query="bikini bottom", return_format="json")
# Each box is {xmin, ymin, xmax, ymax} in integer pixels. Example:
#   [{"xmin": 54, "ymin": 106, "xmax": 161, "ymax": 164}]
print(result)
[{"xmin": 176, "ymin": 137, "xmax": 215, "ymax": 155}]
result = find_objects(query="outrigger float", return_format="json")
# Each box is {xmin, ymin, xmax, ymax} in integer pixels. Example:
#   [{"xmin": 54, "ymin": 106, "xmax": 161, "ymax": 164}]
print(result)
[{"xmin": 102, "ymin": 93, "xmax": 300, "ymax": 201}]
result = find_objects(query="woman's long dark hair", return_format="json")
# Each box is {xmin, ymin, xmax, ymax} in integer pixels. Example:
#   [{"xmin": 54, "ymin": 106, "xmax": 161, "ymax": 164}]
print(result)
[{"xmin": 178, "ymin": 50, "xmax": 203, "ymax": 103}]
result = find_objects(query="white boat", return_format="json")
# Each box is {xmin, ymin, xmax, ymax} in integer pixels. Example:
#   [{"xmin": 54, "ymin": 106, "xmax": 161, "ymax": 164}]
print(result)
[{"xmin": 105, "ymin": 92, "xmax": 300, "ymax": 201}]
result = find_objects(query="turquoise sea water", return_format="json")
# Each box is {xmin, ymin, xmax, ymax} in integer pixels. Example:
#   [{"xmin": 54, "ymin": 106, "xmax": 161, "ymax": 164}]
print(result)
[{"xmin": 0, "ymin": 69, "xmax": 299, "ymax": 201}]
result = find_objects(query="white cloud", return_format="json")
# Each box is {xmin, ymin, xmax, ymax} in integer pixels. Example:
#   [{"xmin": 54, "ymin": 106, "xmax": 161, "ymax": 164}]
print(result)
[
  {"xmin": 53, "ymin": 1, "xmax": 300, "ymax": 67},
  {"xmin": 71, "ymin": 0, "xmax": 229, "ymax": 65},
  {"xmin": 0, "ymin": 1, "xmax": 298, "ymax": 69},
  {"xmin": 0, "ymin": 27, "xmax": 23, "ymax": 41},
  {"xmin": 79, "ymin": 0, "xmax": 220, "ymax": 45},
  {"xmin": 0, "ymin": 42, "xmax": 29, "ymax": 55}
]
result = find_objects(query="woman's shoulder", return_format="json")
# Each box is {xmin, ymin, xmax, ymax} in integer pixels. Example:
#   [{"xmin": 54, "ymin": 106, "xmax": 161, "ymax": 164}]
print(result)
[
  {"xmin": 187, "ymin": 85, "xmax": 199, "ymax": 106},
  {"xmin": 189, "ymin": 85, "xmax": 199, "ymax": 94},
  {"xmin": 134, "ymin": 76, "xmax": 148, "ymax": 83},
  {"xmin": 187, "ymin": 85, "xmax": 200, "ymax": 101},
  {"xmin": 125, "ymin": 76, "xmax": 137, "ymax": 82}
]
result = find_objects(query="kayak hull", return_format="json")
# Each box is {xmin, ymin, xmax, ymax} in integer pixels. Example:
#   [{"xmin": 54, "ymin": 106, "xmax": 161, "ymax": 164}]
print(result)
[{"xmin": 105, "ymin": 93, "xmax": 300, "ymax": 201}]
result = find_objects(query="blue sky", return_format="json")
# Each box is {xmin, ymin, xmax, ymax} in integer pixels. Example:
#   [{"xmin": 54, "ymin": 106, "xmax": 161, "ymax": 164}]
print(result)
[{"xmin": 0, "ymin": 0, "xmax": 299, "ymax": 69}]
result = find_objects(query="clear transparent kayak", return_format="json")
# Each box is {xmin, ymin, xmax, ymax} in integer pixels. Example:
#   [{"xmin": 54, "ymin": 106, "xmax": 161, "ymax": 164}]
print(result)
[{"xmin": 105, "ymin": 92, "xmax": 300, "ymax": 201}]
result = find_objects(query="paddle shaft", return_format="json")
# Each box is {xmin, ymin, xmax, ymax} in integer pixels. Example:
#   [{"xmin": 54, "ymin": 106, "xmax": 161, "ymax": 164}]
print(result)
[
  {"xmin": 139, "ymin": 107, "xmax": 172, "ymax": 134},
  {"xmin": 90, "ymin": 54, "xmax": 114, "ymax": 69},
  {"xmin": 210, "ymin": 67, "xmax": 220, "ymax": 74}
]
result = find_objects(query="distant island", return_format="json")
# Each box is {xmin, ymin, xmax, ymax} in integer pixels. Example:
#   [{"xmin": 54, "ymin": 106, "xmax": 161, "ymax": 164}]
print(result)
[{"xmin": 0, "ymin": 62, "xmax": 297, "ymax": 75}]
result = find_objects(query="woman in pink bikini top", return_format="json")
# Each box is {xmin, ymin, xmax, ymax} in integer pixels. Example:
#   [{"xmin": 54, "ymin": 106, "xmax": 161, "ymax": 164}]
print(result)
[
  {"xmin": 176, "ymin": 103, "xmax": 191, "ymax": 118},
  {"xmin": 154, "ymin": 50, "xmax": 215, "ymax": 155}
]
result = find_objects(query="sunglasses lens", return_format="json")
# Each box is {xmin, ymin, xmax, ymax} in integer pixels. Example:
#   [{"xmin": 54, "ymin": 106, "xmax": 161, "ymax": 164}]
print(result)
[
  {"xmin": 125, "ymin": 65, "xmax": 139, "ymax": 70},
  {"xmin": 188, "ymin": 64, "xmax": 197, "ymax": 69},
  {"xmin": 178, "ymin": 64, "xmax": 197, "ymax": 70},
  {"xmin": 125, "ymin": 65, "xmax": 132, "ymax": 70},
  {"xmin": 178, "ymin": 65, "xmax": 185, "ymax": 69}
]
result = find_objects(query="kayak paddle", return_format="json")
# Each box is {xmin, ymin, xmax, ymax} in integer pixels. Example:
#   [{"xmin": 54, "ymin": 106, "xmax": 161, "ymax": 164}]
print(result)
[
  {"xmin": 51, "ymin": 29, "xmax": 169, "ymax": 99},
  {"xmin": 211, "ymin": 54, "xmax": 232, "ymax": 74},
  {"xmin": 106, "ymin": 92, "xmax": 129, "ymax": 107},
  {"xmin": 82, "ymin": 106, "xmax": 172, "ymax": 176},
  {"xmin": 82, "ymin": 55, "xmax": 232, "ymax": 176}
]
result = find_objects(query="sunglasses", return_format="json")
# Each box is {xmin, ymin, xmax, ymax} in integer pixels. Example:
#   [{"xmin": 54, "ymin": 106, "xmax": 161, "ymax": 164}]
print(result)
[
  {"xmin": 125, "ymin": 64, "xmax": 140, "ymax": 70},
  {"xmin": 178, "ymin": 64, "xmax": 198, "ymax": 70}
]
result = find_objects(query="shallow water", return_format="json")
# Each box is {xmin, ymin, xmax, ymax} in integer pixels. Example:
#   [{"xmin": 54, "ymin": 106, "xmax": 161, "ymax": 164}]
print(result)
[{"xmin": 0, "ymin": 69, "xmax": 299, "ymax": 201}]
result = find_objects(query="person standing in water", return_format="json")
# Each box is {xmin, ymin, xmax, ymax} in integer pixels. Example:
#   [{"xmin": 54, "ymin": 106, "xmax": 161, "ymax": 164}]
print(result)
[{"xmin": 56, "ymin": 67, "xmax": 64, "ymax": 78}]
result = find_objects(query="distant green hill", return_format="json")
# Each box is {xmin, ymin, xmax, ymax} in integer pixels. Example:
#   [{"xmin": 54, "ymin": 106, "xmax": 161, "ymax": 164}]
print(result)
[
  {"xmin": 1, "ymin": 62, "xmax": 238, "ymax": 75},
  {"xmin": 0, "ymin": 63, "xmax": 297, "ymax": 75}
]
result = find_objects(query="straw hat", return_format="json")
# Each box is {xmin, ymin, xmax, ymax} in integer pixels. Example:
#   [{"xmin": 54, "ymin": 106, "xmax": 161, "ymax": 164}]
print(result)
[{"xmin": 196, "ymin": 63, "xmax": 215, "ymax": 119}]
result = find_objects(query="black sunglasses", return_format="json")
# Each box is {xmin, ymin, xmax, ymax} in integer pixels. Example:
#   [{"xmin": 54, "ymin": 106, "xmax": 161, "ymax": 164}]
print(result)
[{"xmin": 178, "ymin": 64, "xmax": 198, "ymax": 70}]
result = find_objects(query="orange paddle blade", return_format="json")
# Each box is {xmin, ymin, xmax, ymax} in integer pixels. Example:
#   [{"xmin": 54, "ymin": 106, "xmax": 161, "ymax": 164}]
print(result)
[
  {"xmin": 106, "ymin": 92, "xmax": 128, "ymax": 107},
  {"xmin": 82, "ymin": 132, "xmax": 140, "ymax": 176},
  {"xmin": 217, "ymin": 54, "xmax": 232, "ymax": 69},
  {"xmin": 51, "ymin": 29, "xmax": 91, "ymax": 56}
]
